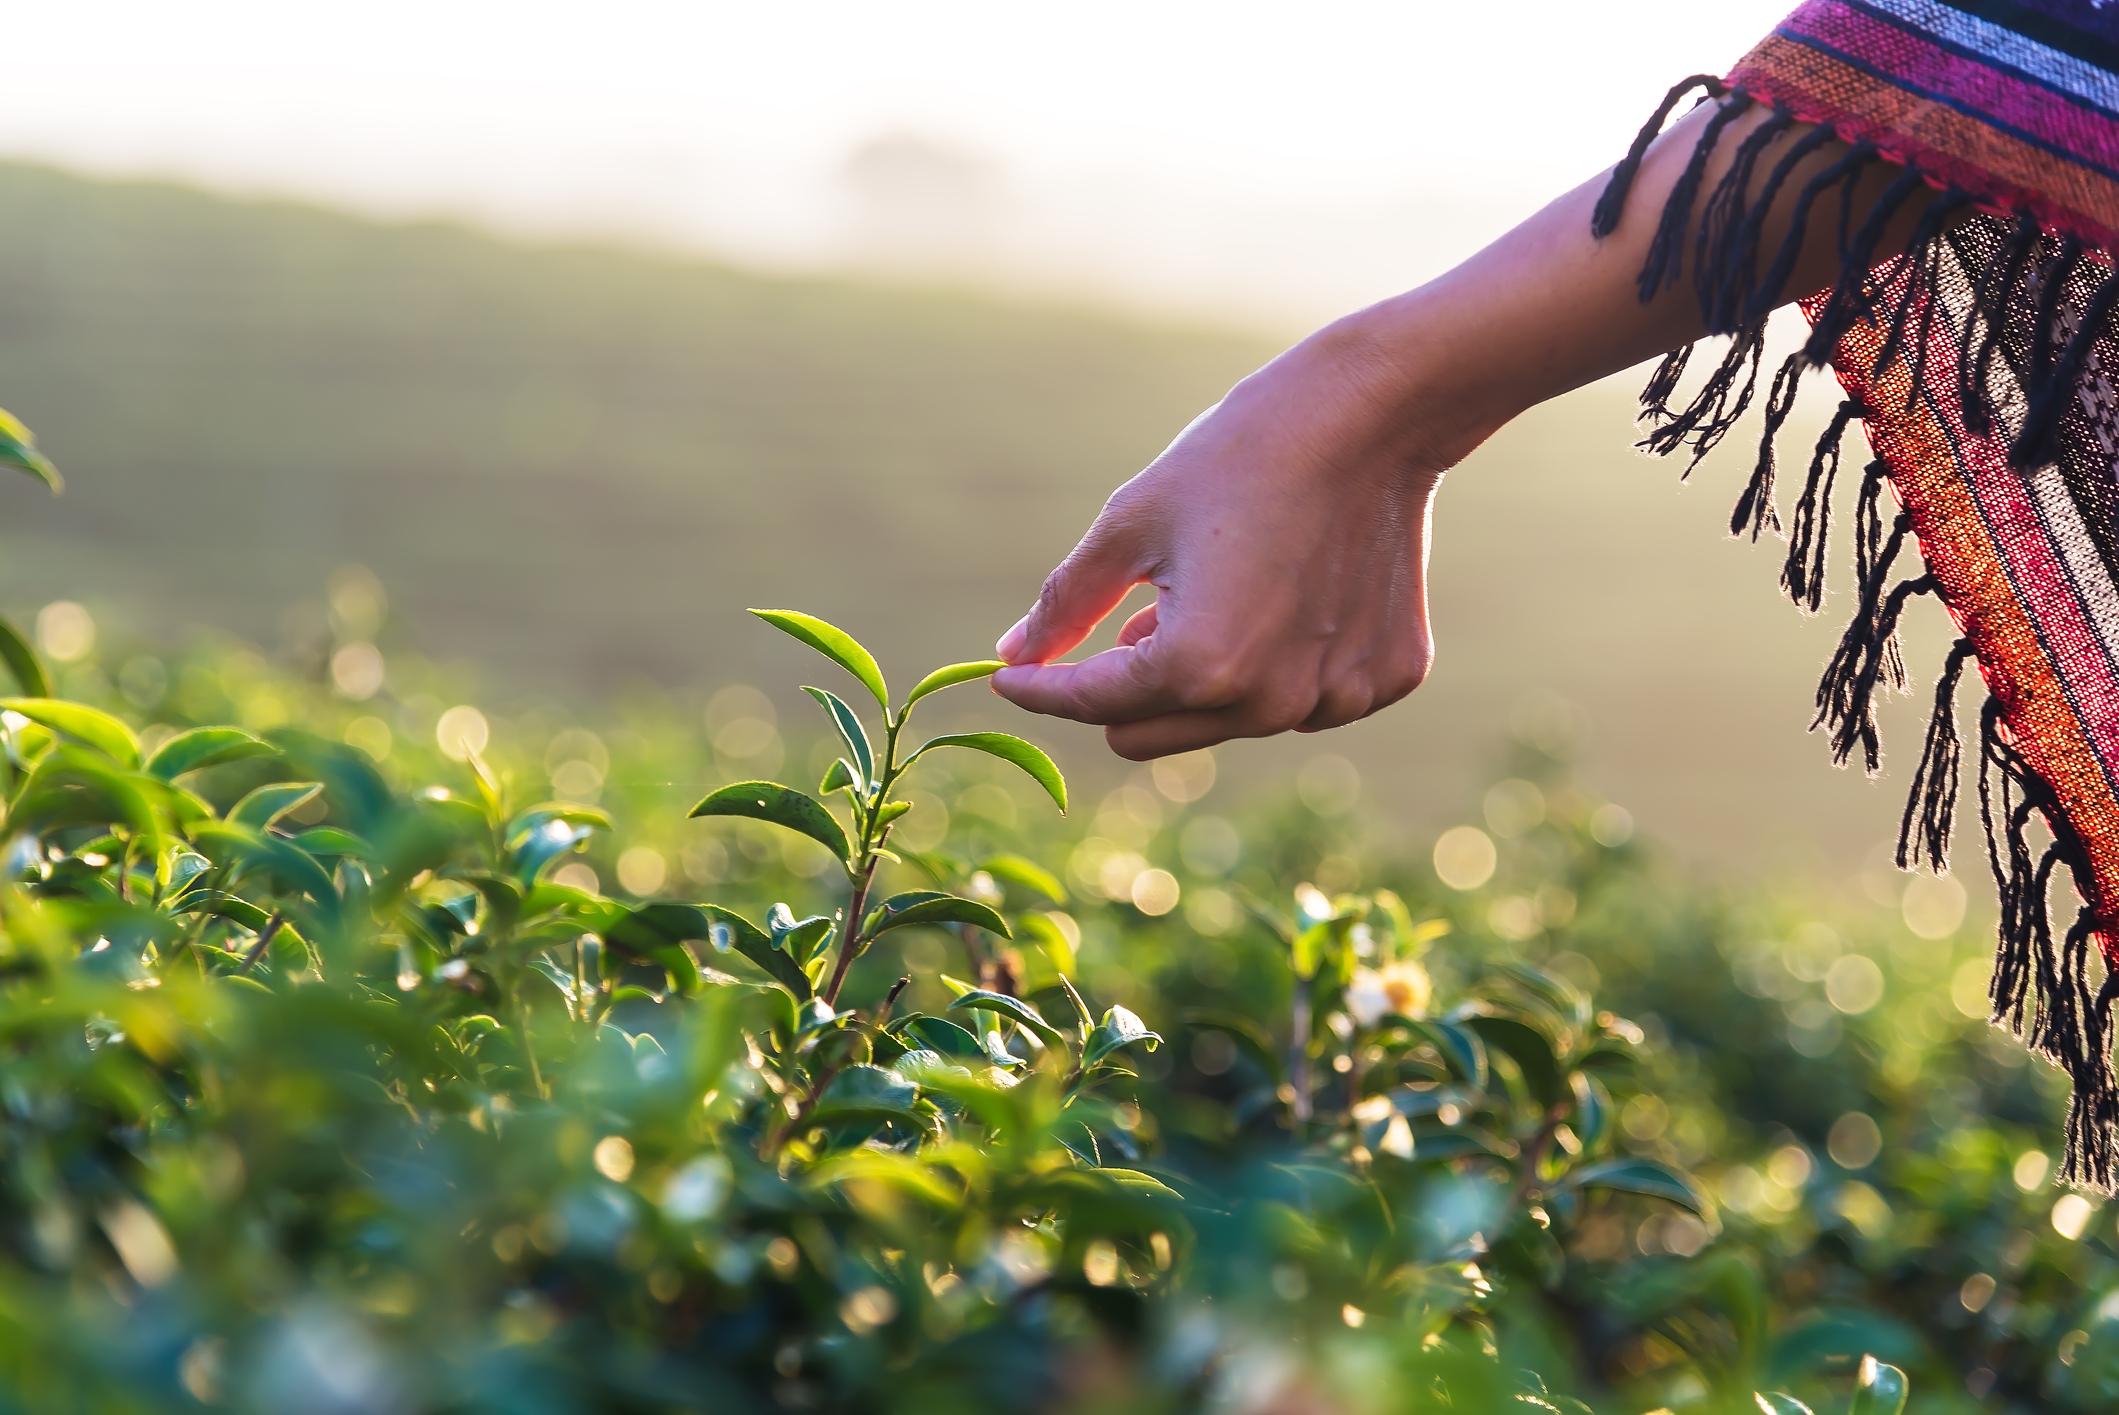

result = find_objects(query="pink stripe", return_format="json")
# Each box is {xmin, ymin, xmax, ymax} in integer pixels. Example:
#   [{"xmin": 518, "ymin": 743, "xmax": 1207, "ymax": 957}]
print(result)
[
  {"xmin": 1914, "ymin": 353, "xmax": 2119, "ymax": 772},
  {"xmin": 1782, "ymin": 3, "xmax": 2119, "ymax": 168}
]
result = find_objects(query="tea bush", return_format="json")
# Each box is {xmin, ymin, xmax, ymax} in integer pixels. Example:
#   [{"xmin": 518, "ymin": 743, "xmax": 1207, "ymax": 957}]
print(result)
[{"xmin": 0, "ymin": 409, "xmax": 2096, "ymax": 1415}]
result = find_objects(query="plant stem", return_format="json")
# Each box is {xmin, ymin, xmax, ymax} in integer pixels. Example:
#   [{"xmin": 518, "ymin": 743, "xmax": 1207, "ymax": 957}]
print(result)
[
  {"xmin": 1289, "ymin": 972, "xmax": 1313, "ymax": 1135},
  {"xmin": 875, "ymin": 974, "xmax": 911, "ymax": 1027},
  {"xmin": 238, "ymin": 912, "xmax": 285, "ymax": 974},
  {"xmin": 821, "ymin": 854, "xmax": 879, "ymax": 1008},
  {"xmin": 513, "ymin": 988, "xmax": 548, "ymax": 1100}
]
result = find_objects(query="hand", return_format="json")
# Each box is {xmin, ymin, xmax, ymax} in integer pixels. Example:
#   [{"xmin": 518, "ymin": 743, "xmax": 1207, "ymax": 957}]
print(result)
[
  {"xmin": 989, "ymin": 313, "xmax": 1462, "ymax": 761},
  {"xmin": 990, "ymin": 98, "xmax": 1915, "ymax": 761}
]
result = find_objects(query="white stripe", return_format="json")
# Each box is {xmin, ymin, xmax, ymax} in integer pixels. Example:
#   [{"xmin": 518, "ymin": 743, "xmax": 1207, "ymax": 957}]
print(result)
[{"xmin": 1854, "ymin": 0, "xmax": 2119, "ymax": 116}]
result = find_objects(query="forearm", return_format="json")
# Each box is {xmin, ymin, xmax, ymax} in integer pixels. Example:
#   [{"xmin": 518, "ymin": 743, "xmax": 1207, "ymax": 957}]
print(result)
[{"xmin": 1285, "ymin": 100, "xmax": 1932, "ymax": 473}]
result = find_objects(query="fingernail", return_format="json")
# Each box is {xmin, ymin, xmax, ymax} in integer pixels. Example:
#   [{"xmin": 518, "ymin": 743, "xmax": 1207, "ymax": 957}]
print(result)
[{"xmin": 996, "ymin": 617, "xmax": 1029, "ymax": 661}]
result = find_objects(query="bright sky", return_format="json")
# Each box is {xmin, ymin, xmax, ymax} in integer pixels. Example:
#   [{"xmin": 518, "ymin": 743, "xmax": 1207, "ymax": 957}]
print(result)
[{"xmin": 6, "ymin": 1, "xmax": 1794, "ymax": 325}]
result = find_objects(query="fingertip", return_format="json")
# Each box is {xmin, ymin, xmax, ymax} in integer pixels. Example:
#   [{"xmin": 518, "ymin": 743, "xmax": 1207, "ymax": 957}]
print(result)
[{"xmin": 996, "ymin": 616, "xmax": 1029, "ymax": 663}]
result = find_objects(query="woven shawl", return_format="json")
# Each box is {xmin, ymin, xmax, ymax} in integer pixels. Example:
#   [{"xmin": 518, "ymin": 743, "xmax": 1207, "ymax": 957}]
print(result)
[{"xmin": 1597, "ymin": 1, "xmax": 2119, "ymax": 1189}]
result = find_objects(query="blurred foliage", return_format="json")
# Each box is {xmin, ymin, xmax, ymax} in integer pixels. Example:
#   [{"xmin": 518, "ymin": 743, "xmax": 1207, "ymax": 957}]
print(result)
[{"xmin": 0, "ymin": 413, "xmax": 2100, "ymax": 1413}]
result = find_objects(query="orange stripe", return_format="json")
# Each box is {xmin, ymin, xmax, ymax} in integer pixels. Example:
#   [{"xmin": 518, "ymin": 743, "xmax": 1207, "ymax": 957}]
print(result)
[
  {"xmin": 1735, "ymin": 36, "xmax": 2119, "ymax": 249},
  {"xmin": 1829, "ymin": 299, "xmax": 2119, "ymax": 924}
]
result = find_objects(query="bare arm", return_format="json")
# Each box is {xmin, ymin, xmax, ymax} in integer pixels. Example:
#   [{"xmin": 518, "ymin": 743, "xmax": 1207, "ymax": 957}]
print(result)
[{"xmin": 990, "ymin": 100, "xmax": 1931, "ymax": 758}]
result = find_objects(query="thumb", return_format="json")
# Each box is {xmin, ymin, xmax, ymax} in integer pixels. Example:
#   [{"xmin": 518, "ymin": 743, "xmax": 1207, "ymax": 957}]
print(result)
[{"xmin": 998, "ymin": 512, "xmax": 1150, "ymax": 665}]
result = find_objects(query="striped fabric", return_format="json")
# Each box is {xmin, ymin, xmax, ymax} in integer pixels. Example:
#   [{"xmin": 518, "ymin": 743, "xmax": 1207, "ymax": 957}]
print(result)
[
  {"xmin": 1731, "ymin": 1, "xmax": 2119, "ymax": 247},
  {"xmin": 1608, "ymin": 4, "xmax": 2119, "ymax": 1184}
]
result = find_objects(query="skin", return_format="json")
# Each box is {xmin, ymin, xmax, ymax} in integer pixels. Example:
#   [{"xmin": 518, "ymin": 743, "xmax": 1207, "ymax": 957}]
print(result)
[{"xmin": 990, "ymin": 100, "xmax": 1944, "ymax": 760}]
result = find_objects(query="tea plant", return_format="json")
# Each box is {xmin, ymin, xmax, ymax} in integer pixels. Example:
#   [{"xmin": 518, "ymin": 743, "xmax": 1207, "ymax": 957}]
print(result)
[{"xmin": 0, "ymin": 410, "xmax": 1919, "ymax": 1412}]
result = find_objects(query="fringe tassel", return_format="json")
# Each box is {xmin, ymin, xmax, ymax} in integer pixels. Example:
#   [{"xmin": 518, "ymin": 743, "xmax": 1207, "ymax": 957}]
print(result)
[
  {"xmin": 1591, "ymin": 74, "xmax": 1728, "ymax": 240},
  {"xmin": 1731, "ymin": 353, "xmax": 1804, "ymax": 541},
  {"xmin": 1638, "ymin": 94, "xmax": 1756, "ymax": 301},
  {"xmin": 1814, "ymin": 557, "xmax": 1932, "ymax": 773},
  {"xmin": 1958, "ymin": 215, "xmax": 2043, "ymax": 435},
  {"xmin": 1779, "ymin": 396, "xmax": 1867, "ymax": 606},
  {"xmin": 1800, "ymin": 164, "xmax": 1928, "ymax": 361},
  {"xmin": 2015, "ymin": 264, "xmax": 2119, "ymax": 468},
  {"xmin": 1867, "ymin": 191, "xmax": 1977, "ymax": 405},
  {"xmin": 1978, "ymin": 699, "xmax": 2119, "ymax": 1192},
  {"xmin": 1743, "ymin": 143, "xmax": 1879, "ymax": 326},
  {"xmin": 1637, "ymin": 319, "xmax": 1769, "ymax": 476},
  {"xmin": 1692, "ymin": 111, "xmax": 1798, "ymax": 324},
  {"xmin": 1897, "ymin": 637, "xmax": 1975, "ymax": 872},
  {"xmin": 1705, "ymin": 125, "xmax": 1840, "ymax": 334}
]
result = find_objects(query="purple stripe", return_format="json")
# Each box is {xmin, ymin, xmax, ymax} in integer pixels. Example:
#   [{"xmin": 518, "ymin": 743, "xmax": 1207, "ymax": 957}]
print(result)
[
  {"xmin": 1777, "ymin": 8, "xmax": 2119, "ymax": 176},
  {"xmin": 1787, "ymin": 4, "xmax": 2119, "ymax": 153}
]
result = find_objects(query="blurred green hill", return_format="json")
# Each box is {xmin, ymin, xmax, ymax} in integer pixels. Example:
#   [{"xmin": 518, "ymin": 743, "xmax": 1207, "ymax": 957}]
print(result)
[{"xmin": 0, "ymin": 161, "xmax": 1967, "ymax": 882}]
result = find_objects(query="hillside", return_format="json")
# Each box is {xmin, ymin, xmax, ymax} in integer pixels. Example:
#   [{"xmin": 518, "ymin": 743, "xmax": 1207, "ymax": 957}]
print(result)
[{"xmin": 0, "ymin": 162, "xmax": 1964, "ymax": 877}]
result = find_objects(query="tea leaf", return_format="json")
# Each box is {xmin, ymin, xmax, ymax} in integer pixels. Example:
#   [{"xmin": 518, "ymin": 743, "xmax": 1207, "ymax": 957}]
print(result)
[
  {"xmin": 1083, "ymin": 1004, "xmax": 1163, "ymax": 1068},
  {"xmin": 701, "ymin": 904, "xmax": 812, "ymax": 999},
  {"xmin": 0, "ymin": 408, "xmax": 61, "ymax": 492},
  {"xmin": 145, "ymin": 727, "xmax": 273, "ymax": 781},
  {"xmin": 863, "ymin": 890, "xmax": 1009, "ymax": 940},
  {"xmin": 1563, "ymin": 1158, "xmax": 1712, "ymax": 1218},
  {"xmin": 1, "ymin": 698, "xmax": 141, "ymax": 769},
  {"xmin": 750, "ymin": 609, "xmax": 887, "ymax": 712},
  {"xmin": 903, "ymin": 660, "xmax": 1004, "ymax": 711},
  {"xmin": 228, "ymin": 781, "xmax": 324, "ymax": 831},
  {"xmin": 979, "ymin": 854, "xmax": 1065, "ymax": 904},
  {"xmin": 690, "ymin": 781, "xmax": 850, "ymax": 863},
  {"xmin": 947, "ymin": 989, "xmax": 1063, "ymax": 1046},
  {"xmin": 812, "ymin": 1064, "xmax": 921, "ymax": 1122},
  {"xmin": 911, "ymin": 732, "xmax": 1066, "ymax": 812},
  {"xmin": 0, "ymin": 616, "xmax": 50, "ymax": 699},
  {"xmin": 290, "ymin": 827, "xmax": 373, "ymax": 858},
  {"xmin": 1850, "ymin": 1357, "xmax": 1908, "ymax": 1415},
  {"xmin": 802, "ymin": 685, "xmax": 874, "ymax": 786}
]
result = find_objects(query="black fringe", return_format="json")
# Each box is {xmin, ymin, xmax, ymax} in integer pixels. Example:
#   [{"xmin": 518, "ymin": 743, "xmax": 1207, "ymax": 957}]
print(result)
[
  {"xmin": 1637, "ymin": 318, "xmax": 1769, "ymax": 476},
  {"xmin": 1596, "ymin": 83, "xmax": 2119, "ymax": 1190},
  {"xmin": 1979, "ymin": 699, "xmax": 2119, "ymax": 1190},
  {"xmin": 1813, "ymin": 520, "xmax": 1928, "ymax": 772},
  {"xmin": 1638, "ymin": 94, "xmax": 1757, "ymax": 301},
  {"xmin": 1731, "ymin": 353, "xmax": 1803, "ymax": 541},
  {"xmin": 2015, "ymin": 263, "xmax": 2119, "ymax": 468},
  {"xmin": 1897, "ymin": 636, "xmax": 1975, "ymax": 872},
  {"xmin": 1779, "ymin": 396, "xmax": 1867, "ymax": 606},
  {"xmin": 1705, "ymin": 125, "xmax": 1840, "ymax": 334},
  {"xmin": 1958, "ymin": 215, "xmax": 2043, "ymax": 435},
  {"xmin": 1591, "ymin": 74, "xmax": 1729, "ymax": 240},
  {"xmin": 1867, "ymin": 191, "xmax": 1978, "ymax": 408}
]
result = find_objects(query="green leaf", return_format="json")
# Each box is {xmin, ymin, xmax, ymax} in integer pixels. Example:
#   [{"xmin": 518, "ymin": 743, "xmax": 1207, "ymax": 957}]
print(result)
[
  {"xmin": 0, "ymin": 699, "xmax": 140, "ymax": 768},
  {"xmin": 189, "ymin": 821, "xmax": 339, "ymax": 908},
  {"xmin": 812, "ymin": 1064, "xmax": 921, "ymax": 1123},
  {"xmin": 291, "ymin": 827, "xmax": 373, "ymax": 858},
  {"xmin": 1407, "ymin": 1016, "xmax": 1488, "ymax": 1090},
  {"xmin": 1849, "ymin": 1357, "xmax": 1908, "ymax": 1415},
  {"xmin": 603, "ymin": 902, "xmax": 709, "ymax": 994},
  {"xmin": 875, "ymin": 799, "xmax": 913, "ymax": 829},
  {"xmin": 0, "ymin": 408, "xmax": 61, "ymax": 492},
  {"xmin": 1565, "ymin": 1158, "xmax": 1713, "ymax": 1219},
  {"xmin": 689, "ymin": 781, "xmax": 850, "ymax": 862},
  {"xmin": 1083, "ymin": 1004, "xmax": 1162, "ymax": 1067},
  {"xmin": 891, "ymin": 1014, "xmax": 988, "ymax": 1060},
  {"xmin": 766, "ymin": 903, "xmax": 836, "ymax": 966},
  {"xmin": 228, "ymin": 781, "xmax": 323, "ymax": 831},
  {"xmin": 819, "ymin": 758, "xmax": 856, "ymax": 795},
  {"xmin": 144, "ymin": 727, "xmax": 273, "ymax": 781},
  {"xmin": 863, "ymin": 890, "xmax": 1009, "ymax": 941},
  {"xmin": 1465, "ymin": 1014, "xmax": 1564, "ymax": 1106},
  {"xmin": 750, "ymin": 609, "xmax": 888, "ymax": 713},
  {"xmin": 802, "ymin": 685, "xmax": 874, "ymax": 786},
  {"xmin": 947, "ymin": 989, "xmax": 1064, "ymax": 1046},
  {"xmin": 979, "ymin": 854, "xmax": 1065, "ymax": 904},
  {"xmin": 1754, "ymin": 1396, "xmax": 1814, "ymax": 1415},
  {"xmin": 903, "ymin": 660, "xmax": 1004, "ymax": 711},
  {"xmin": 0, "ymin": 616, "xmax": 49, "ymax": 699},
  {"xmin": 700, "ymin": 904, "xmax": 812, "ymax": 1000},
  {"xmin": 911, "ymin": 732, "xmax": 1066, "ymax": 813}
]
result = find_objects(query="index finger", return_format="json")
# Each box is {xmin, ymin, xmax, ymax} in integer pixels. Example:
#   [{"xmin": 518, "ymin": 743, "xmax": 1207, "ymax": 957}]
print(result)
[{"xmin": 990, "ymin": 641, "xmax": 1191, "ymax": 725}]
